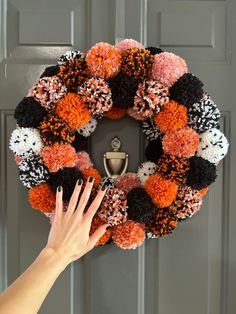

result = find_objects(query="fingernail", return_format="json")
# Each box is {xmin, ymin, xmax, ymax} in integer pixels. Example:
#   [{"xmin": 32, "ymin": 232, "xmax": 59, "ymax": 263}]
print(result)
[
  {"xmin": 58, "ymin": 186, "xmax": 62, "ymax": 192},
  {"xmin": 77, "ymin": 178, "xmax": 83, "ymax": 186},
  {"xmin": 101, "ymin": 185, "xmax": 107, "ymax": 191},
  {"xmin": 88, "ymin": 176, "xmax": 94, "ymax": 183}
]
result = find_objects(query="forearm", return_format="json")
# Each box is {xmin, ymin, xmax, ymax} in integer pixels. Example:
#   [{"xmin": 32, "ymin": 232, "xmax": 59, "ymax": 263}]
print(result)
[{"xmin": 0, "ymin": 248, "xmax": 69, "ymax": 314}]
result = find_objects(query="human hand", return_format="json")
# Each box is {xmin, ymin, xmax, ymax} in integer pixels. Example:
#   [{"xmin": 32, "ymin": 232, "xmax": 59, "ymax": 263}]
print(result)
[{"xmin": 45, "ymin": 177, "xmax": 109, "ymax": 267}]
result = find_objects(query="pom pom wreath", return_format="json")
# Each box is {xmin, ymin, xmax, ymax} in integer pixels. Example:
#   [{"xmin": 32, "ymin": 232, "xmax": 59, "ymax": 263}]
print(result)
[
  {"xmin": 14, "ymin": 97, "xmax": 47, "ymax": 128},
  {"xmin": 196, "ymin": 128, "xmax": 229, "ymax": 163},
  {"xmin": 98, "ymin": 188, "xmax": 128, "ymax": 226},
  {"xmin": 156, "ymin": 155, "xmax": 190, "ymax": 184},
  {"xmin": 71, "ymin": 132, "xmax": 88, "ymax": 152},
  {"xmin": 142, "ymin": 118, "xmax": 162, "ymax": 141},
  {"xmin": 89, "ymin": 216, "xmax": 112, "ymax": 246},
  {"xmin": 144, "ymin": 174, "xmax": 178, "ymax": 208},
  {"xmin": 78, "ymin": 78, "xmax": 112, "ymax": 118},
  {"xmin": 127, "ymin": 108, "xmax": 146, "ymax": 121},
  {"xmin": 75, "ymin": 151, "xmax": 93, "ymax": 171},
  {"xmin": 137, "ymin": 161, "xmax": 157, "ymax": 185},
  {"xmin": 169, "ymin": 186, "xmax": 202, "ymax": 220},
  {"xmin": 41, "ymin": 143, "xmax": 77, "ymax": 172},
  {"xmin": 146, "ymin": 208, "xmax": 178, "ymax": 238},
  {"xmin": 188, "ymin": 97, "xmax": 221, "ymax": 133},
  {"xmin": 19, "ymin": 156, "xmax": 50, "ymax": 188},
  {"xmin": 105, "ymin": 107, "xmax": 127, "ymax": 120},
  {"xmin": 58, "ymin": 50, "xmax": 85, "ymax": 64},
  {"xmin": 186, "ymin": 156, "xmax": 217, "ymax": 190},
  {"xmin": 126, "ymin": 187, "xmax": 157, "ymax": 222},
  {"xmin": 58, "ymin": 51, "xmax": 89, "ymax": 92},
  {"xmin": 81, "ymin": 168, "xmax": 102, "ymax": 186},
  {"xmin": 115, "ymin": 173, "xmax": 142, "ymax": 194},
  {"xmin": 39, "ymin": 113, "xmax": 75, "ymax": 145},
  {"xmin": 146, "ymin": 46, "xmax": 163, "ymax": 55},
  {"xmin": 86, "ymin": 42, "xmax": 121, "ymax": 79},
  {"xmin": 121, "ymin": 48, "xmax": 154, "ymax": 81},
  {"xmin": 162, "ymin": 127, "xmax": 199, "ymax": 158},
  {"xmin": 48, "ymin": 167, "xmax": 84, "ymax": 201},
  {"xmin": 40, "ymin": 65, "xmax": 60, "ymax": 78},
  {"xmin": 112, "ymin": 220, "xmax": 145, "ymax": 249},
  {"xmin": 101, "ymin": 177, "xmax": 116, "ymax": 189},
  {"xmin": 55, "ymin": 93, "xmax": 91, "ymax": 130},
  {"xmin": 145, "ymin": 138, "xmax": 163, "ymax": 163},
  {"xmin": 9, "ymin": 128, "xmax": 43, "ymax": 157},
  {"xmin": 154, "ymin": 101, "xmax": 188, "ymax": 133},
  {"xmin": 133, "ymin": 80, "xmax": 169, "ymax": 118},
  {"xmin": 115, "ymin": 39, "xmax": 144, "ymax": 52},
  {"xmin": 29, "ymin": 183, "xmax": 56, "ymax": 213},
  {"xmin": 151, "ymin": 52, "xmax": 188, "ymax": 87},
  {"xmin": 169, "ymin": 73, "xmax": 204, "ymax": 107},
  {"xmin": 28, "ymin": 76, "xmax": 67, "ymax": 112},
  {"xmin": 108, "ymin": 72, "xmax": 138, "ymax": 109},
  {"xmin": 77, "ymin": 118, "xmax": 97, "ymax": 137}
]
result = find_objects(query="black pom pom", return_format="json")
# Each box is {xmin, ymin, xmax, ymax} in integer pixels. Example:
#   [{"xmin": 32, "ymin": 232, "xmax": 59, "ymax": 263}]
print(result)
[
  {"xmin": 71, "ymin": 132, "xmax": 88, "ymax": 152},
  {"xmin": 127, "ymin": 187, "xmax": 157, "ymax": 222},
  {"xmin": 48, "ymin": 167, "xmax": 84, "ymax": 201},
  {"xmin": 186, "ymin": 156, "xmax": 217, "ymax": 190},
  {"xmin": 108, "ymin": 72, "xmax": 138, "ymax": 108},
  {"xmin": 14, "ymin": 97, "xmax": 47, "ymax": 128},
  {"xmin": 40, "ymin": 65, "xmax": 60, "ymax": 78},
  {"xmin": 145, "ymin": 138, "xmax": 163, "ymax": 163},
  {"xmin": 146, "ymin": 46, "xmax": 163, "ymax": 55},
  {"xmin": 169, "ymin": 73, "xmax": 204, "ymax": 107}
]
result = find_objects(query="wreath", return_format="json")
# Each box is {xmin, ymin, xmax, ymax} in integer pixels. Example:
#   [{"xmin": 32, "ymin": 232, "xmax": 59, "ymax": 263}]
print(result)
[{"xmin": 9, "ymin": 39, "xmax": 229, "ymax": 250}]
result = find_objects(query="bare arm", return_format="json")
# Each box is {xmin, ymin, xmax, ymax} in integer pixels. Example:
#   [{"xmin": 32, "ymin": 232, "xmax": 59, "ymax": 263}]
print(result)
[{"xmin": 0, "ymin": 177, "xmax": 108, "ymax": 314}]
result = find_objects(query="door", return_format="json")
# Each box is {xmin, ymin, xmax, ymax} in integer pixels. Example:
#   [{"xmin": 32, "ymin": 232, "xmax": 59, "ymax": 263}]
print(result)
[{"xmin": 0, "ymin": 0, "xmax": 235, "ymax": 313}]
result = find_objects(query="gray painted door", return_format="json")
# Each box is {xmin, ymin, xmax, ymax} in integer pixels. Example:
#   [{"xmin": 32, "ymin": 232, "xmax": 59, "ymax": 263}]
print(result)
[{"xmin": 0, "ymin": 0, "xmax": 235, "ymax": 314}]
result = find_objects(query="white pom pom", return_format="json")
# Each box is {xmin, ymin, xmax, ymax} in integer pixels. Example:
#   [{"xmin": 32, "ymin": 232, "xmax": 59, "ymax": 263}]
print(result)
[
  {"xmin": 76, "ymin": 118, "xmax": 97, "ymax": 137},
  {"xmin": 9, "ymin": 128, "xmax": 43, "ymax": 157},
  {"xmin": 58, "ymin": 50, "xmax": 85, "ymax": 65},
  {"xmin": 137, "ymin": 161, "xmax": 157, "ymax": 185},
  {"xmin": 196, "ymin": 128, "xmax": 229, "ymax": 163}
]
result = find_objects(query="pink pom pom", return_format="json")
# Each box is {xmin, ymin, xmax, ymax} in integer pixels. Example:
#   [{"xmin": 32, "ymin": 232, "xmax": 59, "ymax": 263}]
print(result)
[
  {"xmin": 75, "ymin": 151, "xmax": 93, "ymax": 171},
  {"xmin": 152, "ymin": 52, "xmax": 188, "ymax": 87},
  {"xmin": 115, "ymin": 39, "xmax": 144, "ymax": 53},
  {"xmin": 116, "ymin": 173, "xmax": 142, "ymax": 194}
]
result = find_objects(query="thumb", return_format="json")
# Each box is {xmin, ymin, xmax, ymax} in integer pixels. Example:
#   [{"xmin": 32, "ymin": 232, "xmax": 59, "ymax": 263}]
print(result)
[{"xmin": 88, "ymin": 223, "xmax": 109, "ymax": 248}]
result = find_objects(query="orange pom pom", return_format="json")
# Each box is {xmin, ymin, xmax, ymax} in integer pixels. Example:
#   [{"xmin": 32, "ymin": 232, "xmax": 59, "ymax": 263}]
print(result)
[
  {"xmin": 55, "ymin": 93, "xmax": 91, "ymax": 130},
  {"xmin": 144, "ymin": 174, "xmax": 178, "ymax": 208},
  {"xmin": 154, "ymin": 100, "xmax": 188, "ymax": 133},
  {"xmin": 82, "ymin": 167, "xmax": 102, "ymax": 186},
  {"xmin": 90, "ymin": 216, "xmax": 112, "ymax": 246},
  {"xmin": 105, "ymin": 107, "xmax": 127, "ymax": 120},
  {"xmin": 29, "ymin": 183, "xmax": 56, "ymax": 213},
  {"xmin": 199, "ymin": 187, "xmax": 208, "ymax": 196}
]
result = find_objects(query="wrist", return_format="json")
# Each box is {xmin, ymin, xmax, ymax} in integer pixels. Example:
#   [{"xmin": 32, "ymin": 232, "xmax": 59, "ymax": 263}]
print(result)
[{"xmin": 38, "ymin": 247, "xmax": 71, "ymax": 272}]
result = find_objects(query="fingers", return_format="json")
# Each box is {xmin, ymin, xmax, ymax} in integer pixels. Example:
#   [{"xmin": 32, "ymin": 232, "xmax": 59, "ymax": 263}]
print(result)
[
  {"xmin": 76, "ymin": 176, "xmax": 94, "ymax": 214},
  {"xmin": 66, "ymin": 179, "xmax": 83, "ymax": 216},
  {"xmin": 55, "ymin": 186, "xmax": 63, "ymax": 219},
  {"xmin": 84, "ymin": 186, "xmax": 107, "ymax": 223},
  {"xmin": 88, "ymin": 223, "xmax": 109, "ymax": 248}
]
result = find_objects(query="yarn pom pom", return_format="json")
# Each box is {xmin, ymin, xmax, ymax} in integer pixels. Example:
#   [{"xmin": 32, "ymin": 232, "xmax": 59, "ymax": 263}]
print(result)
[
  {"xmin": 39, "ymin": 113, "xmax": 75, "ymax": 145},
  {"xmin": 137, "ymin": 161, "xmax": 157, "ymax": 185},
  {"xmin": 127, "ymin": 108, "xmax": 146, "ymax": 121},
  {"xmin": 186, "ymin": 156, "xmax": 217, "ymax": 190},
  {"xmin": 19, "ymin": 156, "xmax": 50, "ymax": 188},
  {"xmin": 55, "ymin": 93, "xmax": 91, "ymax": 130},
  {"xmin": 105, "ymin": 107, "xmax": 127, "ymax": 120},
  {"xmin": 196, "ymin": 128, "xmax": 229, "ymax": 163},
  {"xmin": 142, "ymin": 118, "xmax": 162, "ymax": 141},
  {"xmin": 188, "ymin": 97, "xmax": 221, "ymax": 133},
  {"xmin": 145, "ymin": 138, "xmax": 163, "ymax": 163},
  {"xmin": 156, "ymin": 155, "xmax": 190, "ymax": 184},
  {"xmin": 71, "ymin": 133, "xmax": 88, "ymax": 152},
  {"xmin": 9, "ymin": 128, "xmax": 43, "ymax": 157},
  {"xmin": 151, "ymin": 52, "xmax": 188, "ymax": 87},
  {"xmin": 14, "ymin": 97, "xmax": 47, "ymax": 128},
  {"xmin": 112, "ymin": 220, "xmax": 145, "ymax": 249},
  {"xmin": 199, "ymin": 187, "xmax": 208, "ymax": 197},
  {"xmin": 101, "ymin": 177, "xmax": 116, "ymax": 189},
  {"xmin": 146, "ymin": 208, "xmax": 178, "ymax": 238},
  {"xmin": 162, "ymin": 127, "xmax": 199, "ymax": 158},
  {"xmin": 115, "ymin": 173, "xmax": 142, "ymax": 194},
  {"xmin": 108, "ymin": 73, "xmax": 138, "ymax": 109},
  {"xmin": 48, "ymin": 167, "xmax": 84, "ymax": 201},
  {"xmin": 127, "ymin": 187, "xmax": 157, "ymax": 222},
  {"xmin": 144, "ymin": 173, "xmax": 178, "ymax": 208},
  {"xmin": 154, "ymin": 101, "xmax": 188, "ymax": 133},
  {"xmin": 169, "ymin": 73, "xmax": 204, "ymax": 107},
  {"xmin": 115, "ymin": 39, "xmax": 144, "ymax": 52},
  {"xmin": 78, "ymin": 78, "xmax": 112, "ymax": 118},
  {"xmin": 86, "ymin": 42, "xmax": 121, "ymax": 79},
  {"xmin": 41, "ymin": 143, "xmax": 77, "ymax": 172},
  {"xmin": 146, "ymin": 46, "xmax": 163, "ymax": 55},
  {"xmin": 77, "ymin": 118, "xmax": 97, "ymax": 137},
  {"xmin": 98, "ymin": 188, "xmax": 127, "ymax": 226},
  {"xmin": 15, "ymin": 155, "xmax": 22, "ymax": 164},
  {"xmin": 40, "ymin": 65, "xmax": 60, "ymax": 78},
  {"xmin": 82, "ymin": 168, "xmax": 102, "ymax": 186},
  {"xmin": 29, "ymin": 183, "xmax": 56, "ymax": 213},
  {"xmin": 89, "ymin": 216, "xmax": 112, "ymax": 246},
  {"xmin": 28, "ymin": 76, "xmax": 67, "ymax": 112},
  {"xmin": 133, "ymin": 80, "xmax": 169, "ymax": 118},
  {"xmin": 169, "ymin": 186, "xmax": 202, "ymax": 220},
  {"xmin": 121, "ymin": 48, "xmax": 154, "ymax": 81},
  {"xmin": 75, "ymin": 151, "xmax": 93, "ymax": 171},
  {"xmin": 58, "ymin": 50, "xmax": 85, "ymax": 64}
]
